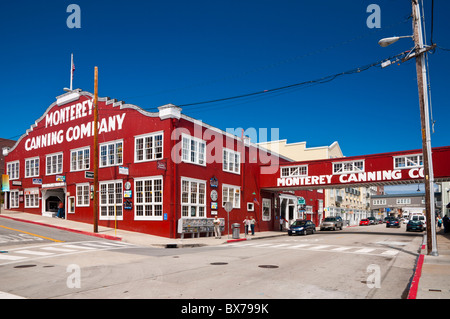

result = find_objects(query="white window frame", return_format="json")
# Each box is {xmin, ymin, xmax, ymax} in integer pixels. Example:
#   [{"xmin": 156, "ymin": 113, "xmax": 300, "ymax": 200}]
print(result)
[
  {"xmin": 222, "ymin": 184, "xmax": 241, "ymax": 209},
  {"xmin": 280, "ymin": 165, "xmax": 308, "ymax": 177},
  {"xmin": 181, "ymin": 177, "xmax": 206, "ymax": 218},
  {"xmin": 393, "ymin": 154, "xmax": 423, "ymax": 169},
  {"xmin": 46, "ymin": 152, "xmax": 63, "ymax": 175},
  {"xmin": 223, "ymin": 148, "xmax": 241, "ymax": 174},
  {"xmin": 99, "ymin": 180, "xmax": 123, "ymax": 220},
  {"xmin": 71, "ymin": 147, "xmax": 90, "ymax": 172},
  {"xmin": 134, "ymin": 176, "xmax": 163, "ymax": 221},
  {"xmin": 134, "ymin": 132, "xmax": 164, "ymax": 163},
  {"xmin": 181, "ymin": 134, "xmax": 206, "ymax": 166},
  {"xmin": 373, "ymin": 199, "xmax": 386, "ymax": 205},
  {"xmin": 7, "ymin": 161, "xmax": 20, "ymax": 180},
  {"xmin": 25, "ymin": 157, "xmax": 40, "ymax": 178},
  {"xmin": 76, "ymin": 183, "xmax": 90, "ymax": 207},
  {"xmin": 10, "ymin": 190, "xmax": 19, "ymax": 208},
  {"xmin": 333, "ymin": 160, "xmax": 365, "ymax": 175},
  {"xmin": 396, "ymin": 198, "xmax": 411, "ymax": 205},
  {"xmin": 262, "ymin": 198, "xmax": 271, "ymax": 221},
  {"xmin": 24, "ymin": 188, "xmax": 39, "ymax": 208},
  {"xmin": 100, "ymin": 140, "xmax": 123, "ymax": 168}
]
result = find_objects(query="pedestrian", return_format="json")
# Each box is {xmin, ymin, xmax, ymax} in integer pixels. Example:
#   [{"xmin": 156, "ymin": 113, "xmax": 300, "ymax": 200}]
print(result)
[
  {"xmin": 249, "ymin": 216, "xmax": 256, "ymax": 235},
  {"xmin": 243, "ymin": 216, "xmax": 250, "ymax": 235},
  {"xmin": 437, "ymin": 216, "xmax": 442, "ymax": 229},
  {"xmin": 443, "ymin": 215, "xmax": 449, "ymax": 233},
  {"xmin": 57, "ymin": 201, "xmax": 65, "ymax": 218},
  {"xmin": 213, "ymin": 216, "xmax": 221, "ymax": 239}
]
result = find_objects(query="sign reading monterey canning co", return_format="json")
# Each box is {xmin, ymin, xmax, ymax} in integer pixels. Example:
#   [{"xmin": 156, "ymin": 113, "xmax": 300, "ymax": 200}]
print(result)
[{"xmin": 277, "ymin": 167, "xmax": 425, "ymax": 187}]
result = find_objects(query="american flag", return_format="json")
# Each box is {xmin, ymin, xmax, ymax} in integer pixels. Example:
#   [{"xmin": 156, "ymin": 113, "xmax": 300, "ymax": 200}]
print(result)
[{"xmin": 253, "ymin": 197, "xmax": 260, "ymax": 206}]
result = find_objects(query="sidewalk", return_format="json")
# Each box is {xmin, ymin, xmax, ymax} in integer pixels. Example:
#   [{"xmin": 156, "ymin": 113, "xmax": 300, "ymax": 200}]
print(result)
[
  {"xmin": 412, "ymin": 228, "xmax": 450, "ymax": 299},
  {"xmin": 1, "ymin": 210, "xmax": 449, "ymax": 299},
  {"xmin": 0, "ymin": 210, "xmax": 285, "ymax": 248}
]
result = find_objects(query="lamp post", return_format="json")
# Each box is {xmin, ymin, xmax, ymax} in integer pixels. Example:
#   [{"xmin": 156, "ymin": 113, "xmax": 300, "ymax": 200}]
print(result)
[{"xmin": 378, "ymin": 0, "xmax": 438, "ymax": 256}]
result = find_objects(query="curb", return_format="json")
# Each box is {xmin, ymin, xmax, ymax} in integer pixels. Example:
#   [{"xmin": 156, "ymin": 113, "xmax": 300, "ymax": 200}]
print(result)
[
  {"xmin": 407, "ymin": 244, "xmax": 426, "ymax": 299},
  {"xmin": 0, "ymin": 215, "xmax": 122, "ymax": 241}
]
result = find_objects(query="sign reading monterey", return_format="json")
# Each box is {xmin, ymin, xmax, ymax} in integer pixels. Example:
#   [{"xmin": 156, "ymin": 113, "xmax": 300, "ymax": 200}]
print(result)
[{"xmin": 24, "ymin": 98, "xmax": 126, "ymax": 151}]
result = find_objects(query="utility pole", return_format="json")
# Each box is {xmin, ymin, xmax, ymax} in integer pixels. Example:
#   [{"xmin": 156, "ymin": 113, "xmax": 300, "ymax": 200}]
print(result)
[
  {"xmin": 412, "ymin": 0, "xmax": 438, "ymax": 256},
  {"xmin": 93, "ymin": 66, "xmax": 99, "ymax": 233}
]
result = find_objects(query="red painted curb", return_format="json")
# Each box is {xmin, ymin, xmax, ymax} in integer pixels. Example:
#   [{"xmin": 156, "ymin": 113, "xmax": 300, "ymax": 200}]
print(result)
[
  {"xmin": 0, "ymin": 215, "xmax": 122, "ymax": 241},
  {"xmin": 226, "ymin": 238, "xmax": 248, "ymax": 243},
  {"xmin": 407, "ymin": 253, "xmax": 425, "ymax": 299}
]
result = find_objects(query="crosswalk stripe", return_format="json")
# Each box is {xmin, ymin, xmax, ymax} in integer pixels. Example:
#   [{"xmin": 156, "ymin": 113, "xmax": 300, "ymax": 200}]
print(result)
[
  {"xmin": 287, "ymin": 244, "xmax": 311, "ymax": 249},
  {"xmin": 62, "ymin": 244, "xmax": 97, "ymax": 250},
  {"xmin": 15, "ymin": 250, "xmax": 54, "ymax": 256},
  {"xmin": 331, "ymin": 247, "xmax": 352, "ymax": 251},
  {"xmin": 41, "ymin": 247, "xmax": 76, "ymax": 253},
  {"xmin": 308, "ymin": 245, "xmax": 331, "ymax": 250},
  {"xmin": 353, "ymin": 248, "xmax": 376, "ymax": 254},
  {"xmin": 0, "ymin": 254, "xmax": 27, "ymax": 261}
]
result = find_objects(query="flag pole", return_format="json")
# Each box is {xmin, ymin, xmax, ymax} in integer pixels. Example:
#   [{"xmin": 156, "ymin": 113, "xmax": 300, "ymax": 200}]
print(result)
[{"xmin": 70, "ymin": 53, "xmax": 74, "ymax": 91}]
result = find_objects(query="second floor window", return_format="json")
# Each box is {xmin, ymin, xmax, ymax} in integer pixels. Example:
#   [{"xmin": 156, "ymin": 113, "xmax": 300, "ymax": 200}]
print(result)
[
  {"xmin": 25, "ymin": 158, "xmax": 40, "ymax": 178},
  {"xmin": 100, "ymin": 140, "xmax": 123, "ymax": 167},
  {"xmin": 46, "ymin": 153, "xmax": 63, "ymax": 175}
]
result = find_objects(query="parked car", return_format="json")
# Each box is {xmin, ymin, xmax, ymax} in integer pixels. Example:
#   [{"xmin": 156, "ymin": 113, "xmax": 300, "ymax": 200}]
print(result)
[
  {"xmin": 320, "ymin": 216, "xmax": 343, "ymax": 231},
  {"xmin": 406, "ymin": 220, "xmax": 424, "ymax": 232},
  {"xmin": 367, "ymin": 216, "xmax": 376, "ymax": 225},
  {"xmin": 359, "ymin": 219, "xmax": 370, "ymax": 226},
  {"xmin": 386, "ymin": 218, "xmax": 400, "ymax": 228},
  {"xmin": 410, "ymin": 214, "xmax": 426, "ymax": 227},
  {"xmin": 288, "ymin": 219, "xmax": 316, "ymax": 236}
]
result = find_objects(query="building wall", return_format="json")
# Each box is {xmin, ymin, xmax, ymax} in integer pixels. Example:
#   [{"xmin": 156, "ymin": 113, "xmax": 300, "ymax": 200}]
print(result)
[{"xmin": 3, "ymin": 90, "xmax": 322, "ymax": 237}]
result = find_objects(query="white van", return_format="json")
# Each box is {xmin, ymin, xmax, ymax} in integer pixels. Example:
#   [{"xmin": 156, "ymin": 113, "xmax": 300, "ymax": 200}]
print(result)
[{"xmin": 409, "ymin": 213, "xmax": 426, "ymax": 227}]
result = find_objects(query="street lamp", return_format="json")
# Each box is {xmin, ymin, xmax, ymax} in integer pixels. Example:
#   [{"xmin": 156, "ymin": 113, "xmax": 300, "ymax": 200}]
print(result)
[
  {"xmin": 378, "ymin": 0, "xmax": 438, "ymax": 256},
  {"xmin": 378, "ymin": 36, "xmax": 413, "ymax": 47}
]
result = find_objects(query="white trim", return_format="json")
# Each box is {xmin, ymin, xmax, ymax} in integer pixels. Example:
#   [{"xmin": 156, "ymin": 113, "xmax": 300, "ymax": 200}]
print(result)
[
  {"xmin": 45, "ymin": 152, "xmax": 63, "ymax": 176},
  {"xmin": 134, "ymin": 176, "xmax": 164, "ymax": 221},
  {"xmin": 6, "ymin": 161, "xmax": 20, "ymax": 180},
  {"xmin": 99, "ymin": 139, "xmax": 123, "ymax": 168},
  {"xmin": 393, "ymin": 154, "xmax": 423, "ymax": 170},
  {"xmin": 24, "ymin": 156, "xmax": 40, "ymax": 178},
  {"xmin": 222, "ymin": 183, "xmax": 241, "ymax": 209},
  {"xmin": 181, "ymin": 133, "xmax": 206, "ymax": 166},
  {"xmin": 134, "ymin": 131, "xmax": 164, "ymax": 163},
  {"xmin": 180, "ymin": 177, "xmax": 207, "ymax": 218},
  {"xmin": 99, "ymin": 179, "xmax": 123, "ymax": 220},
  {"xmin": 76, "ymin": 183, "xmax": 90, "ymax": 207},
  {"xmin": 222, "ymin": 148, "xmax": 241, "ymax": 175}
]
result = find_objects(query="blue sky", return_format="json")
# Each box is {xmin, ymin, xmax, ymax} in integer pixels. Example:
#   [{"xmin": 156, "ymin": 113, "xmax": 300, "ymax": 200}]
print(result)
[{"xmin": 1, "ymin": 0, "xmax": 449, "ymax": 157}]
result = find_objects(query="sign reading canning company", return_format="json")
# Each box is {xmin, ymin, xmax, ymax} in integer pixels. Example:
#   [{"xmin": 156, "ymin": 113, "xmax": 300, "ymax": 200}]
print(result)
[{"xmin": 24, "ymin": 97, "xmax": 126, "ymax": 151}]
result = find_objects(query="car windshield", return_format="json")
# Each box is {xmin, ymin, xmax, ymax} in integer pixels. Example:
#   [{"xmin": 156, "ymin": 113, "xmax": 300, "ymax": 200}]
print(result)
[
  {"xmin": 291, "ymin": 220, "xmax": 307, "ymax": 226},
  {"xmin": 324, "ymin": 217, "xmax": 336, "ymax": 221},
  {"xmin": 409, "ymin": 220, "xmax": 422, "ymax": 224}
]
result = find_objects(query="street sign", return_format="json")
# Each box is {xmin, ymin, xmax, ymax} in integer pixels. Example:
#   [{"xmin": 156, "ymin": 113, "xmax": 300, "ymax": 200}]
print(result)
[
  {"xmin": 298, "ymin": 197, "xmax": 305, "ymax": 205},
  {"xmin": 85, "ymin": 171, "xmax": 94, "ymax": 179},
  {"xmin": 224, "ymin": 202, "xmax": 233, "ymax": 213}
]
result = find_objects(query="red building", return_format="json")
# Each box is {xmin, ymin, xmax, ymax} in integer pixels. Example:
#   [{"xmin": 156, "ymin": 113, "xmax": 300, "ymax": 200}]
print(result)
[{"xmin": 2, "ymin": 90, "xmax": 324, "ymax": 238}]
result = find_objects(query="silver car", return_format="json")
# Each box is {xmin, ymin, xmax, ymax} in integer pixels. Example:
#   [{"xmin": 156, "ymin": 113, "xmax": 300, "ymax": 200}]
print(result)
[{"xmin": 320, "ymin": 216, "xmax": 343, "ymax": 231}]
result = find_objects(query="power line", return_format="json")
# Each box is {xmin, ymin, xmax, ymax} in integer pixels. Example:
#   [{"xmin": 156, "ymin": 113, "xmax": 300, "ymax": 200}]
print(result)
[{"xmin": 177, "ymin": 51, "xmax": 411, "ymax": 108}]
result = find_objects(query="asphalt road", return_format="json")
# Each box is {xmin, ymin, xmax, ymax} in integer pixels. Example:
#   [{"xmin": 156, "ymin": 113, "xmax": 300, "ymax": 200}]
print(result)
[{"xmin": 0, "ymin": 219, "xmax": 423, "ymax": 300}]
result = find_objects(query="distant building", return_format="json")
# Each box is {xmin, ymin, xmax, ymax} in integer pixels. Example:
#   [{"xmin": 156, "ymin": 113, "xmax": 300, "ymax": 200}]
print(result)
[
  {"xmin": 0, "ymin": 138, "xmax": 16, "ymax": 176},
  {"xmin": 370, "ymin": 193, "xmax": 426, "ymax": 218}
]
